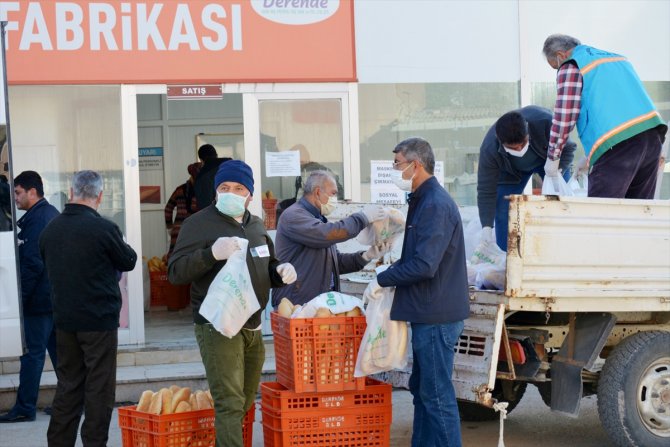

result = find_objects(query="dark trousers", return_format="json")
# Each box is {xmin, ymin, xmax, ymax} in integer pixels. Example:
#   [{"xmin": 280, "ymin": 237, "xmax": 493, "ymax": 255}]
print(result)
[
  {"xmin": 589, "ymin": 127, "xmax": 663, "ymax": 199},
  {"xmin": 47, "ymin": 330, "xmax": 117, "ymax": 447},
  {"xmin": 13, "ymin": 314, "xmax": 57, "ymax": 417}
]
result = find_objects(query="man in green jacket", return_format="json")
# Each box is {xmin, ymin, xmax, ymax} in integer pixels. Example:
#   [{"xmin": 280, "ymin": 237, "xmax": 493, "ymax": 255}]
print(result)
[{"xmin": 168, "ymin": 160, "xmax": 296, "ymax": 447}]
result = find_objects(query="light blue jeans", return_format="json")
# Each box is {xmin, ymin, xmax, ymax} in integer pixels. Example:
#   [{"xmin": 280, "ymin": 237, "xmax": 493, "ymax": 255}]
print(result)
[{"xmin": 409, "ymin": 321, "xmax": 465, "ymax": 447}]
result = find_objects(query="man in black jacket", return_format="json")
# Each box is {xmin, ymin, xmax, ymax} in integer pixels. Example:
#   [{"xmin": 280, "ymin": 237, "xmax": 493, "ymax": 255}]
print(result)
[
  {"xmin": 0, "ymin": 171, "xmax": 59, "ymax": 423},
  {"xmin": 39, "ymin": 170, "xmax": 137, "ymax": 447},
  {"xmin": 477, "ymin": 106, "xmax": 576, "ymax": 250},
  {"xmin": 193, "ymin": 143, "xmax": 231, "ymax": 210}
]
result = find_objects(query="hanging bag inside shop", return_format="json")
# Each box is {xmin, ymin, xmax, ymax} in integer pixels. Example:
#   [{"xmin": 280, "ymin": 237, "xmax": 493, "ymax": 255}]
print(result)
[
  {"xmin": 354, "ymin": 286, "xmax": 409, "ymax": 377},
  {"xmin": 199, "ymin": 238, "xmax": 260, "ymax": 338}
]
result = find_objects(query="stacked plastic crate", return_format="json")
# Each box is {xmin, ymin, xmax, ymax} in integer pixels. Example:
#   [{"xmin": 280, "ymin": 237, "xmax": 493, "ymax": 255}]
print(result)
[{"xmin": 263, "ymin": 312, "xmax": 392, "ymax": 446}]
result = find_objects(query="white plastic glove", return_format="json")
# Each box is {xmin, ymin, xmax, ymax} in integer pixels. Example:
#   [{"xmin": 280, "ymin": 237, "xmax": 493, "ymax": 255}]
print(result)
[
  {"xmin": 363, "ymin": 278, "xmax": 384, "ymax": 301},
  {"xmin": 211, "ymin": 237, "xmax": 240, "ymax": 261},
  {"xmin": 574, "ymin": 157, "xmax": 589, "ymax": 178},
  {"xmin": 481, "ymin": 226, "xmax": 494, "ymax": 244},
  {"xmin": 543, "ymin": 158, "xmax": 560, "ymax": 178},
  {"xmin": 362, "ymin": 241, "xmax": 392, "ymax": 262},
  {"xmin": 361, "ymin": 204, "xmax": 386, "ymax": 224},
  {"xmin": 276, "ymin": 263, "xmax": 297, "ymax": 284}
]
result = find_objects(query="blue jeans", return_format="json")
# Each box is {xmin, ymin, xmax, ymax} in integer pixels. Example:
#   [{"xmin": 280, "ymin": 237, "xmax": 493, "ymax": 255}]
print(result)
[
  {"xmin": 495, "ymin": 167, "xmax": 570, "ymax": 251},
  {"xmin": 13, "ymin": 314, "xmax": 57, "ymax": 417},
  {"xmin": 409, "ymin": 321, "xmax": 465, "ymax": 447}
]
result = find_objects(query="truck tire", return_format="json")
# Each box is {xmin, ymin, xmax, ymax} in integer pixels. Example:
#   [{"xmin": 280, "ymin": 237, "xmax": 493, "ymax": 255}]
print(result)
[
  {"xmin": 597, "ymin": 331, "xmax": 670, "ymax": 447},
  {"xmin": 458, "ymin": 380, "xmax": 527, "ymax": 421}
]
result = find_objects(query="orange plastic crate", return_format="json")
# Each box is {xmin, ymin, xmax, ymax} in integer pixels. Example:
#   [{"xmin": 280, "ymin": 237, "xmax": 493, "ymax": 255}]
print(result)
[
  {"xmin": 260, "ymin": 378, "xmax": 391, "ymax": 414},
  {"xmin": 262, "ymin": 420, "xmax": 390, "ymax": 447},
  {"xmin": 118, "ymin": 404, "xmax": 254, "ymax": 447},
  {"xmin": 271, "ymin": 312, "xmax": 367, "ymax": 393}
]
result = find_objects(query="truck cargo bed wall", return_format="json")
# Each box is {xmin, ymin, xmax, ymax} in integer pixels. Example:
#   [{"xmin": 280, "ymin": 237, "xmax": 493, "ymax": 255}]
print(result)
[{"xmin": 505, "ymin": 196, "xmax": 670, "ymax": 301}]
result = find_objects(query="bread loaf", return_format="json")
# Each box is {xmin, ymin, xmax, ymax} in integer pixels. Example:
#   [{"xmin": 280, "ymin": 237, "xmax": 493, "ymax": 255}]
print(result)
[
  {"xmin": 195, "ymin": 390, "xmax": 212, "ymax": 410},
  {"xmin": 148, "ymin": 390, "xmax": 163, "ymax": 415},
  {"xmin": 171, "ymin": 387, "xmax": 191, "ymax": 413},
  {"xmin": 160, "ymin": 388, "xmax": 173, "ymax": 414},
  {"xmin": 169, "ymin": 385, "xmax": 180, "ymax": 395},
  {"xmin": 174, "ymin": 401, "xmax": 192, "ymax": 413},
  {"xmin": 205, "ymin": 389, "xmax": 213, "ymax": 407},
  {"xmin": 136, "ymin": 390, "xmax": 154, "ymax": 413},
  {"xmin": 189, "ymin": 393, "xmax": 197, "ymax": 410}
]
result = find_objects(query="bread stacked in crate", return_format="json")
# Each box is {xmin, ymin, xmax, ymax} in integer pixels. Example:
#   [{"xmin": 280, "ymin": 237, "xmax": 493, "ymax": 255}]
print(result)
[
  {"xmin": 118, "ymin": 386, "xmax": 254, "ymax": 447},
  {"xmin": 263, "ymin": 295, "xmax": 392, "ymax": 447}
]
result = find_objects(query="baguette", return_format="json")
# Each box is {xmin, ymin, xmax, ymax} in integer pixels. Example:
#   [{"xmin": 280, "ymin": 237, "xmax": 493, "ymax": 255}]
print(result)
[
  {"xmin": 136, "ymin": 390, "xmax": 154, "ymax": 413},
  {"xmin": 175, "ymin": 400, "xmax": 192, "ymax": 413},
  {"xmin": 205, "ymin": 389, "xmax": 214, "ymax": 407},
  {"xmin": 160, "ymin": 388, "xmax": 173, "ymax": 415},
  {"xmin": 189, "ymin": 393, "xmax": 198, "ymax": 410},
  {"xmin": 148, "ymin": 390, "xmax": 163, "ymax": 415},
  {"xmin": 195, "ymin": 390, "xmax": 212, "ymax": 410},
  {"xmin": 169, "ymin": 385, "xmax": 180, "ymax": 395},
  {"xmin": 171, "ymin": 387, "xmax": 191, "ymax": 413}
]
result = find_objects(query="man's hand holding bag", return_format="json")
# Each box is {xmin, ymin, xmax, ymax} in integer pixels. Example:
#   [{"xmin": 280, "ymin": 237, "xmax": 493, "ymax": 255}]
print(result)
[{"xmin": 199, "ymin": 237, "xmax": 260, "ymax": 338}]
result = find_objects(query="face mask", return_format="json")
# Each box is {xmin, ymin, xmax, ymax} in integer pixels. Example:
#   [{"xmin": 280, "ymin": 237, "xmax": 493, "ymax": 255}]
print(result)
[
  {"xmin": 390, "ymin": 162, "xmax": 414, "ymax": 192},
  {"xmin": 504, "ymin": 141, "xmax": 530, "ymax": 158},
  {"xmin": 320, "ymin": 195, "xmax": 338, "ymax": 216},
  {"xmin": 216, "ymin": 192, "xmax": 248, "ymax": 217}
]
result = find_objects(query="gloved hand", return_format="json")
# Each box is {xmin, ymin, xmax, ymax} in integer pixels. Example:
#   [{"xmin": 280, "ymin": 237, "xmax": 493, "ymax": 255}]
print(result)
[
  {"xmin": 276, "ymin": 263, "xmax": 297, "ymax": 284},
  {"xmin": 362, "ymin": 241, "xmax": 392, "ymax": 261},
  {"xmin": 211, "ymin": 237, "xmax": 240, "ymax": 261},
  {"xmin": 544, "ymin": 158, "xmax": 560, "ymax": 178},
  {"xmin": 574, "ymin": 157, "xmax": 588, "ymax": 178},
  {"xmin": 363, "ymin": 278, "xmax": 384, "ymax": 301},
  {"xmin": 361, "ymin": 204, "xmax": 386, "ymax": 224},
  {"xmin": 481, "ymin": 226, "xmax": 494, "ymax": 244}
]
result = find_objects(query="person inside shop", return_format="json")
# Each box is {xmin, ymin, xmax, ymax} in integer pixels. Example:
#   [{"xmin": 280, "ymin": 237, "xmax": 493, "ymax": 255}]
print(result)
[
  {"xmin": 0, "ymin": 174, "xmax": 11, "ymax": 231},
  {"xmin": 364, "ymin": 137, "xmax": 470, "ymax": 447},
  {"xmin": 164, "ymin": 162, "xmax": 201, "ymax": 259},
  {"xmin": 272, "ymin": 170, "xmax": 388, "ymax": 307},
  {"xmin": 477, "ymin": 106, "xmax": 576, "ymax": 251},
  {"xmin": 40, "ymin": 170, "xmax": 137, "ymax": 446},
  {"xmin": 0, "ymin": 171, "xmax": 59, "ymax": 423},
  {"xmin": 168, "ymin": 160, "xmax": 297, "ymax": 447},
  {"xmin": 193, "ymin": 143, "xmax": 231, "ymax": 210},
  {"xmin": 542, "ymin": 34, "xmax": 667, "ymax": 198}
]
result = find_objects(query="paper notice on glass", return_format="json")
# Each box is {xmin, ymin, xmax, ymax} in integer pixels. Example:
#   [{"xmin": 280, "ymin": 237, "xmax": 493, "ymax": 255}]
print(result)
[{"xmin": 265, "ymin": 150, "xmax": 300, "ymax": 177}]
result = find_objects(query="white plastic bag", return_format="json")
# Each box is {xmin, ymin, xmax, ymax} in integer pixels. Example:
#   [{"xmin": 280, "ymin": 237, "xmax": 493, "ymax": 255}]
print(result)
[
  {"xmin": 357, "ymin": 208, "xmax": 405, "ymax": 246},
  {"xmin": 293, "ymin": 291, "xmax": 365, "ymax": 318},
  {"xmin": 354, "ymin": 287, "xmax": 409, "ymax": 377},
  {"xmin": 542, "ymin": 175, "xmax": 574, "ymax": 196},
  {"xmin": 199, "ymin": 238, "xmax": 260, "ymax": 338},
  {"xmin": 567, "ymin": 174, "xmax": 588, "ymax": 197}
]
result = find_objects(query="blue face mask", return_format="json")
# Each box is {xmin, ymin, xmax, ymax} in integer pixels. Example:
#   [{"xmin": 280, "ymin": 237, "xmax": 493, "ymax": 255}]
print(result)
[{"xmin": 216, "ymin": 192, "xmax": 248, "ymax": 217}]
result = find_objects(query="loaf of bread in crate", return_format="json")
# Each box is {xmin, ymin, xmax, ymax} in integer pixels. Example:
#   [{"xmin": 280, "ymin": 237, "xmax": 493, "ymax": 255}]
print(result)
[{"xmin": 136, "ymin": 386, "xmax": 214, "ymax": 414}]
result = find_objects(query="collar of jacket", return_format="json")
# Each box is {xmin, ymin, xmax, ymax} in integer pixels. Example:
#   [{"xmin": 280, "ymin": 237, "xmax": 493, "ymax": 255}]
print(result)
[
  {"xmin": 16, "ymin": 198, "xmax": 49, "ymax": 228},
  {"xmin": 408, "ymin": 176, "xmax": 439, "ymax": 202},
  {"xmin": 299, "ymin": 197, "xmax": 327, "ymax": 223}
]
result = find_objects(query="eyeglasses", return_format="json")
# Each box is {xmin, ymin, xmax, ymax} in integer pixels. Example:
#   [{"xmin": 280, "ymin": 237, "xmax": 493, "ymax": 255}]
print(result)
[{"xmin": 392, "ymin": 160, "xmax": 412, "ymax": 170}]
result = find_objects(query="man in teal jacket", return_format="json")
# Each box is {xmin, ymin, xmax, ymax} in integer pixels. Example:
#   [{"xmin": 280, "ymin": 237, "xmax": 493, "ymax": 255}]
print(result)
[{"xmin": 542, "ymin": 34, "xmax": 667, "ymax": 198}]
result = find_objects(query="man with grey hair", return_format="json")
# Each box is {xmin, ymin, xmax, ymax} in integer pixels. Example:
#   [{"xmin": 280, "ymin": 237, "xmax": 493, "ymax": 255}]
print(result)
[
  {"xmin": 364, "ymin": 137, "xmax": 469, "ymax": 446},
  {"xmin": 39, "ymin": 170, "xmax": 137, "ymax": 447},
  {"xmin": 542, "ymin": 34, "xmax": 667, "ymax": 198},
  {"xmin": 273, "ymin": 170, "xmax": 387, "ymax": 307}
]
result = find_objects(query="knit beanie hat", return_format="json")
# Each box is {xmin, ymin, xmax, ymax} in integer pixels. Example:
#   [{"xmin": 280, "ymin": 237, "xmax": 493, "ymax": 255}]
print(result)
[{"xmin": 214, "ymin": 160, "xmax": 254, "ymax": 195}]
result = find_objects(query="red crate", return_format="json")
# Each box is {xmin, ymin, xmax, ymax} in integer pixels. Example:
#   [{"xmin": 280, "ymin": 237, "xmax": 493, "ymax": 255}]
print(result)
[
  {"xmin": 260, "ymin": 378, "xmax": 391, "ymax": 414},
  {"xmin": 118, "ymin": 404, "xmax": 254, "ymax": 447},
  {"xmin": 150, "ymin": 272, "xmax": 189, "ymax": 310},
  {"xmin": 262, "ymin": 420, "xmax": 390, "ymax": 447},
  {"xmin": 271, "ymin": 312, "xmax": 367, "ymax": 393}
]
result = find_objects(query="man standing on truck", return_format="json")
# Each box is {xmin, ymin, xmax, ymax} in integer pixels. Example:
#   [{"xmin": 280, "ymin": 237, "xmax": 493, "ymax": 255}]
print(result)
[
  {"xmin": 364, "ymin": 137, "xmax": 470, "ymax": 447},
  {"xmin": 477, "ymin": 106, "xmax": 576, "ymax": 250},
  {"xmin": 542, "ymin": 34, "xmax": 667, "ymax": 198}
]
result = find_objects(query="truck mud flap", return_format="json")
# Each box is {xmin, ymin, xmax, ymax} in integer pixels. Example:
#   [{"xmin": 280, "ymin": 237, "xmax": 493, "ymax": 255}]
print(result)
[
  {"xmin": 550, "ymin": 312, "xmax": 617, "ymax": 416},
  {"xmin": 454, "ymin": 302, "xmax": 506, "ymax": 406}
]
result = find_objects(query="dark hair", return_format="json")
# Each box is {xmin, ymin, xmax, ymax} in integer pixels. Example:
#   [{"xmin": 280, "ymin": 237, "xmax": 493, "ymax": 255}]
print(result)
[
  {"xmin": 495, "ymin": 111, "xmax": 529, "ymax": 145},
  {"xmin": 393, "ymin": 137, "xmax": 435, "ymax": 175},
  {"xmin": 198, "ymin": 144, "xmax": 217, "ymax": 161},
  {"xmin": 14, "ymin": 170, "xmax": 44, "ymax": 197}
]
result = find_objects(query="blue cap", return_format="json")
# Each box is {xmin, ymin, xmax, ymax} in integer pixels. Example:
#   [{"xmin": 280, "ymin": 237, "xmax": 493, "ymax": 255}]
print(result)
[{"xmin": 214, "ymin": 160, "xmax": 254, "ymax": 195}]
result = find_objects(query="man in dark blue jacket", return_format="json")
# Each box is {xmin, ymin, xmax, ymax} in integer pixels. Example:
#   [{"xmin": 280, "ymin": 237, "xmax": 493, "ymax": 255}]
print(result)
[
  {"xmin": 0, "ymin": 171, "xmax": 59, "ymax": 423},
  {"xmin": 364, "ymin": 137, "xmax": 469, "ymax": 447}
]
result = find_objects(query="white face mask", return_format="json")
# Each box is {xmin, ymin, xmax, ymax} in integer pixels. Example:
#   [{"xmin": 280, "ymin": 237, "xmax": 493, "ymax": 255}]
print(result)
[
  {"xmin": 390, "ymin": 162, "xmax": 414, "ymax": 192},
  {"xmin": 215, "ymin": 192, "xmax": 248, "ymax": 217},
  {"xmin": 504, "ymin": 141, "xmax": 530, "ymax": 158},
  {"xmin": 320, "ymin": 195, "xmax": 338, "ymax": 216}
]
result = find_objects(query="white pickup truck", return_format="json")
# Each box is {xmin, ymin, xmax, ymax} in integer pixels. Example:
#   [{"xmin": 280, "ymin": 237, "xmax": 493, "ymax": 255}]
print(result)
[{"xmin": 455, "ymin": 195, "xmax": 670, "ymax": 447}]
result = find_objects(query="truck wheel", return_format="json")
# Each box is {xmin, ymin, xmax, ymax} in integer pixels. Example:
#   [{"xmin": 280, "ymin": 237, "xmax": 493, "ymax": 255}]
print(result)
[
  {"xmin": 597, "ymin": 331, "xmax": 670, "ymax": 447},
  {"xmin": 458, "ymin": 380, "xmax": 527, "ymax": 421},
  {"xmin": 534, "ymin": 382, "xmax": 552, "ymax": 407}
]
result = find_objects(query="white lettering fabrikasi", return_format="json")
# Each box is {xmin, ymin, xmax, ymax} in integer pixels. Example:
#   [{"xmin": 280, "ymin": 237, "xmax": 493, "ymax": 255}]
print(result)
[
  {"xmin": 56, "ymin": 3, "xmax": 84, "ymax": 50},
  {"xmin": 169, "ymin": 4, "xmax": 199, "ymax": 50},
  {"xmin": 20, "ymin": 3, "xmax": 52, "ymax": 50},
  {"xmin": 89, "ymin": 3, "xmax": 118, "ymax": 50}
]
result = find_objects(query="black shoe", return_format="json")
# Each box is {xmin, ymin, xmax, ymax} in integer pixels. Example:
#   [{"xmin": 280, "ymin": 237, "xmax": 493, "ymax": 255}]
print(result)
[{"xmin": 0, "ymin": 412, "xmax": 36, "ymax": 423}]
